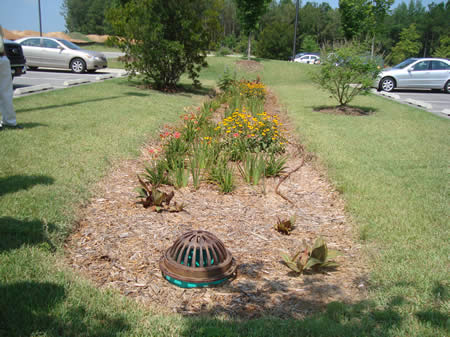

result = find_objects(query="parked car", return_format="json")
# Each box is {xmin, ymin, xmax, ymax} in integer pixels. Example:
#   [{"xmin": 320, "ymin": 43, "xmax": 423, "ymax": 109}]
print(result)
[
  {"xmin": 289, "ymin": 52, "xmax": 320, "ymax": 62},
  {"xmin": 3, "ymin": 39, "xmax": 26, "ymax": 78},
  {"xmin": 376, "ymin": 58, "xmax": 450, "ymax": 93},
  {"xmin": 294, "ymin": 53, "xmax": 320, "ymax": 64},
  {"xmin": 15, "ymin": 37, "xmax": 107, "ymax": 73}
]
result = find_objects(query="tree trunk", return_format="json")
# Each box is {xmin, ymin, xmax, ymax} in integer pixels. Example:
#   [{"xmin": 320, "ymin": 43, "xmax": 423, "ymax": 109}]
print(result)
[
  {"xmin": 371, "ymin": 34, "xmax": 375, "ymax": 58},
  {"xmin": 247, "ymin": 32, "xmax": 251, "ymax": 60}
]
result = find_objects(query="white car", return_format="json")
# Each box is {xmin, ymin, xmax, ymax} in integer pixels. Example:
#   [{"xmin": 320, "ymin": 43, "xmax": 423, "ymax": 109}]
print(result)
[
  {"xmin": 15, "ymin": 37, "xmax": 107, "ymax": 73},
  {"xmin": 376, "ymin": 58, "xmax": 450, "ymax": 93},
  {"xmin": 294, "ymin": 54, "xmax": 320, "ymax": 64}
]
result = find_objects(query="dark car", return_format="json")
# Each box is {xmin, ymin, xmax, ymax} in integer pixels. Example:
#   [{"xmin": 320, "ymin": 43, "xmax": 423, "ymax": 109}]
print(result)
[{"xmin": 4, "ymin": 39, "xmax": 26, "ymax": 78}]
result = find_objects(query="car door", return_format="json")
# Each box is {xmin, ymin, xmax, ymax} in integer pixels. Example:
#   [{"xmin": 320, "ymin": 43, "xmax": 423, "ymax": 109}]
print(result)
[
  {"xmin": 407, "ymin": 60, "xmax": 431, "ymax": 88},
  {"xmin": 311, "ymin": 55, "xmax": 319, "ymax": 64},
  {"xmin": 430, "ymin": 60, "xmax": 450, "ymax": 88},
  {"xmin": 300, "ymin": 55, "xmax": 310, "ymax": 64},
  {"xmin": 41, "ymin": 38, "xmax": 66, "ymax": 68},
  {"xmin": 19, "ymin": 38, "xmax": 43, "ymax": 66}
]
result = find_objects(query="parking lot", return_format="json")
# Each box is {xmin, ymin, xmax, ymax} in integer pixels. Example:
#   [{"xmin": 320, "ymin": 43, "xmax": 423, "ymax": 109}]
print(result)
[
  {"xmin": 373, "ymin": 89, "xmax": 450, "ymax": 119},
  {"xmin": 13, "ymin": 67, "xmax": 127, "ymax": 97}
]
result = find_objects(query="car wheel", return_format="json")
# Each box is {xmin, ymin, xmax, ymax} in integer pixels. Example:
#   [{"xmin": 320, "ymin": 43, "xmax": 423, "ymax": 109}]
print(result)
[
  {"xmin": 70, "ymin": 58, "xmax": 86, "ymax": 73},
  {"xmin": 445, "ymin": 80, "xmax": 450, "ymax": 94},
  {"xmin": 380, "ymin": 77, "xmax": 395, "ymax": 92}
]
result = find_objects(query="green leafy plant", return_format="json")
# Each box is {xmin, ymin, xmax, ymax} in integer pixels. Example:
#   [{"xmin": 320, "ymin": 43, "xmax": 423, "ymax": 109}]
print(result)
[
  {"xmin": 264, "ymin": 153, "xmax": 288, "ymax": 177},
  {"xmin": 171, "ymin": 161, "xmax": 189, "ymax": 188},
  {"xmin": 238, "ymin": 152, "xmax": 266, "ymax": 185},
  {"xmin": 217, "ymin": 66, "xmax": 236, "ymax": 92},
  {"xmin": 209, "ymin": 154, "xmax": 234, "ymax": 193},
  {"xmin": 143, "ymin": 160, "xmax": 170, "ymax": 187},
  {"xmin": 188, "ymin": 154, "xmax": 202, "ymax": 190},
  {"xmin": 163, "ymin": 134, "xmax": 189, "ymax": 170},
  {"xmin": 274, "ymin": 215, "xmax": 296, "ymax": 235},
  {"xmin": 281, "ymin": 237, "xmax": 341, "ymax": 274}
]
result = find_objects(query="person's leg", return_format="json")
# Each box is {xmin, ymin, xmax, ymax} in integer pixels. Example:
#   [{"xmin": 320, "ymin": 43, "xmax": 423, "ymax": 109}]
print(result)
[{"xmin": 0, "ymin": 56, "xmax": 17, "ymax": 126}]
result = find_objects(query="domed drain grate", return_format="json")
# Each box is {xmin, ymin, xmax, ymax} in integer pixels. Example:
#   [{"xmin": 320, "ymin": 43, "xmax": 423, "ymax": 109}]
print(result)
[{"xmin": 159, "ymin": 230, "xmax": 236, "ymax": 288}]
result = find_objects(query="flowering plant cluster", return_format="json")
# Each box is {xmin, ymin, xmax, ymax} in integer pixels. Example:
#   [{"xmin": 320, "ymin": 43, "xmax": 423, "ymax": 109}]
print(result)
[
  {"xmin": 139, "ymin": 77, "xmax": 288, "ymax": 195},
  {"xmin": 238, "ymin": 79, "xmax": 267, "ymax": 100},
  {"xmin": 216, "ymin": 107, "xmax": 286, "ymax": 155}
]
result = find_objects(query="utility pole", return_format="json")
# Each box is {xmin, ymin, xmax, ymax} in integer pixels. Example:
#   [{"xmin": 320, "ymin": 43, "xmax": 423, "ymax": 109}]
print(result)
[
  {"xmin": 38, "ymin": 0, "xmax": 43, "ymax": 37},
  {"xmin": 292, "ymin": 0, "xmax": 299, "ymax": 60}
]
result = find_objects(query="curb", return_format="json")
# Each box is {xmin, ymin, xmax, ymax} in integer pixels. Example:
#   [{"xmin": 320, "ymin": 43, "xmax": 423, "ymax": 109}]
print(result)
[
  {"xmin": 95, "ymin": 74, "xmax": 116, "ymax": 81},
  {"xmin": 404, "ymin": 98, "xmax": 432, "ymax": 110},
  {"xmin": 378, "ymin": 91, "xmax": 400, "ymax": 100},
  {"xmin": 441, "ymin": 109, "xmax": 450, "ymax": 117},
  {"xmin": 63, "ymin": 79, "xmax": 91, "ymax": 86},
  {"xmin": 14, "ymin": 83, "xmax": 53, "ymax": 96}
]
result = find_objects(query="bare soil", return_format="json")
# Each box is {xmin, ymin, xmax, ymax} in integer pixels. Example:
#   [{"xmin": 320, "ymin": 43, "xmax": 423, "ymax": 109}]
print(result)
[{"xmin": 65, "ymin": 86, "xmax": 368, "ymax": 319}]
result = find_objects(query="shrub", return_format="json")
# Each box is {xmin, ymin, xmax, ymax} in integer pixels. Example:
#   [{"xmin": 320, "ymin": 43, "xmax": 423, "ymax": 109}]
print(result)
[
  {"xmin": 107, "ymin": 0, "xmax": 210, "ymax": 90},
  {"xmin": 312, "ymin": 41, "xmax": 381, "ymax": 107},
  {"xmin": 216, "ymin": 46, "xmax": 232, "ymax": 56}
]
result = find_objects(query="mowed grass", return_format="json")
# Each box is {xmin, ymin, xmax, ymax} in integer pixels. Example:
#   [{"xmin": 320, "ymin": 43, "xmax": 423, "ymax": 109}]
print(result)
[
  {"xmin": 0, "ymin": 57, "xmax": 448, "ymax": 336},
  {"xmin": 258, "ymin": 59, "xmax": 449, "ymax": 335}
]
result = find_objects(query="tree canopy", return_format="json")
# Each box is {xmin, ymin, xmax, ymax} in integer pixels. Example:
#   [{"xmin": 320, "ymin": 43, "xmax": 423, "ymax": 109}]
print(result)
[
  {"xmin": 107, "ymin": 0, "xmax": 210, "ymax": 90},
  {"xmin": 60, "ymin": 0, "xmax": 449, "ymax": 64}
]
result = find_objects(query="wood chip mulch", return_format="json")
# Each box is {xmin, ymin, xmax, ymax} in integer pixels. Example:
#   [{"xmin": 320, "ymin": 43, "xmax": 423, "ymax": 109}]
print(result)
[{"xmin": 65, "ymin": 88, "xmax": 369, "ymax": 319}]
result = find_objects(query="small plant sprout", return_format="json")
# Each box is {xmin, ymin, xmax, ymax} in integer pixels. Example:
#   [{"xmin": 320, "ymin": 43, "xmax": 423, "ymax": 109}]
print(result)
[
  {"xmin": 274, "ymin": 215, "xmax": 296, "ymax": 235},
  {"xmin": 281, "ymin": 237, "xmax": 341, "ymax": 275}
]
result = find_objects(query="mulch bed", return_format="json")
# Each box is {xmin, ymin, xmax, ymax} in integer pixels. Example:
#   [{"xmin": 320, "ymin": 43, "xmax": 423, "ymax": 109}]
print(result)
[
  {"xmin": 315, "ymin": 106, "xmax": 374, "ymax": 116},
  {"xmin": 65, "ymin": 84, "xmax": 368, "ymax": 319}
]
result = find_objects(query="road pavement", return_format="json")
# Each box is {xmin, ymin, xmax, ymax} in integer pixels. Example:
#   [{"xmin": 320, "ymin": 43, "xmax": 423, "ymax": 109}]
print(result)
[
  {"xmin": 13, "ymin": 68, "xmax": 127, "ymax": 97},
  {"xmin": 372, "ymin": 89, "xmax": 450, "ymax": 119}
]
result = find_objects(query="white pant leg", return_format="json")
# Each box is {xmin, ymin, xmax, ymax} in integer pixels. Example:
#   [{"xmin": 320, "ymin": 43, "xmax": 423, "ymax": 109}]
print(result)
[{"xmin": 0, "ymin": 56, "xmax": 17, "ymax": 126}]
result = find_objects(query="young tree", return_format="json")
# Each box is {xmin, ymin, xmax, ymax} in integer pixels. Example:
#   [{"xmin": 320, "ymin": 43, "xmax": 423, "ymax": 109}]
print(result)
[
  {"xmin": 301, "ymin": 35, "xmax": 320, "ymax": 52},
  {"xmin": 390, "ymin": 23, "xmax": 421, "ymax": 64},
  {"xmin": 235, "ymin": 0, "xmax": 271, "ymax": 60},
  {"xmin": 432, "ymin": 35, "xmax": 450, "ymax": 59},
  {"xmin": 312, "ymin": 41, "xmax": 381, "ymax": 107},
  {"xmin": 339, "ymin": 0, "xmax": 394, "ymax": 56},
  {"xmin": 62, "ymin": 0, "xmax": 112, "ymax": 34},
  {"xmin": 107, "ymin": 0, "xmax": 210, "ymax": 90}
]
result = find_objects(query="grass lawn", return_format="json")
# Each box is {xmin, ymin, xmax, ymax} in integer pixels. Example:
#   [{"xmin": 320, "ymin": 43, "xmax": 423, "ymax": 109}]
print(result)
[
  {"xmin": 80, "ymin": 43, "xmax": 122, "ymax": 53},
  {"xmin": 0, "ymin": 57, "xmax": 448, "ymax": 336}
]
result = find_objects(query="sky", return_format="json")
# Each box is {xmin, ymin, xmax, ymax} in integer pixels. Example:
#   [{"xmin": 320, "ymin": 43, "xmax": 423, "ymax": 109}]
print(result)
[{"xmin": 0, "ymin": 0, "xmax": 444, "ymax": 34}]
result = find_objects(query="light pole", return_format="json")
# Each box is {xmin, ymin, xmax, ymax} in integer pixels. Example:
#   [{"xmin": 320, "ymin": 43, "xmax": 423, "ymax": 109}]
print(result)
[
  {"xmin": 292, "ymin": 0, "xmax": 299, "ymax": 60},
  {"xmin": 38, "ymin": 0, "xmax": 43, "ymax": 36}
]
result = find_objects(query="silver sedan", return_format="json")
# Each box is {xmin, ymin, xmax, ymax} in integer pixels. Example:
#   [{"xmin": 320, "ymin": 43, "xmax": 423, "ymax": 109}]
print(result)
[
  {"xmin": 15, "ymin": 37, "xmax": 107, "ymax": 73},
  {"xmin": 376, "ymin": 58, "xmax": 450, "ymax": 93}
]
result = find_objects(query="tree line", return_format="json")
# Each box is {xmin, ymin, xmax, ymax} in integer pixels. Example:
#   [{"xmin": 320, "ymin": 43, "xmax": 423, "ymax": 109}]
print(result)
[{"xmin": 62, "ymin": 0, "xmax": 448, "ymax": 64}]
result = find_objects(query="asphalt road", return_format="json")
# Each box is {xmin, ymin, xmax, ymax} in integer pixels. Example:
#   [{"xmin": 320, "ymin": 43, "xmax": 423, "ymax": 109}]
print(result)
[
  {"xmin": 12, "ymin": 67, "xmax": 127, "ymax": 97},
  {"xmin": 373, "ymin": 89, "xmax": 450, "ymax": 119}
]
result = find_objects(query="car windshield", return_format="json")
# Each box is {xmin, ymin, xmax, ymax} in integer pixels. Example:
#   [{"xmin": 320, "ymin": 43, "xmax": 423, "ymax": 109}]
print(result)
[
  {"xmin": 57, "ymin": 39, "xmax": 81, "ymax": 50},
  {"xmin": 392, "ymin": 58, "xmax": 417, "ymax": 69}
]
